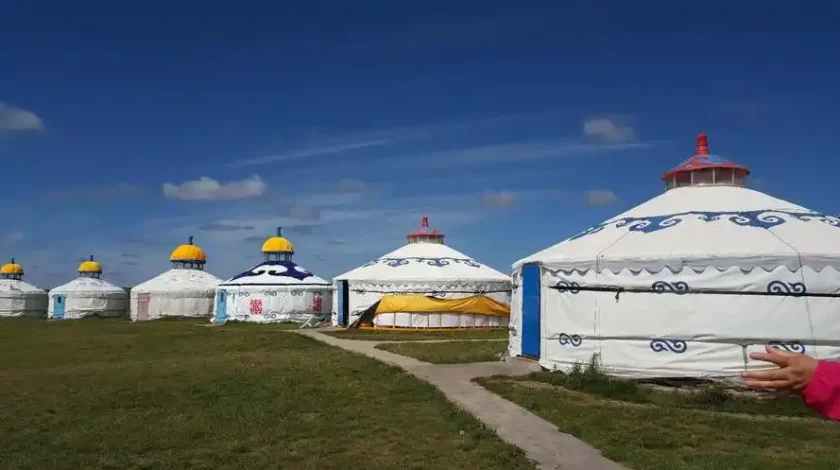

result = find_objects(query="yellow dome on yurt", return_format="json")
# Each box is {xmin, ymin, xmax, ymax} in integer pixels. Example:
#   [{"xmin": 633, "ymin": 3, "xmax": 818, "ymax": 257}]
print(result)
[
  {"xmin": 261, "ymin": 227, "xmax": 295, "ymax": 261},
  {"xmin": 78, "ymin": 255, "xmax": 102, "ymax": 274},
  {"xmin": 0, "ymin": 258, "xmax": 24, "ymax": 277},
  {"xmin": 169, "ymin": 236, "xmax": 207, "ymax": 268}
]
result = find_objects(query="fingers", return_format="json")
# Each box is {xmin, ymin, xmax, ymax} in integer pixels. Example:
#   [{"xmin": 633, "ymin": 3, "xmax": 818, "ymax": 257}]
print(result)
[
  {"xmin": 764, "ymin": 344, "xmax": 797, "ymax": 358},
  {"xmin": 750, "ymin": 350, "xmax": 790, "ymax": 367},
  {"xmin": 743, "ymin": 379, "xmax": 792, "ymax": 389}
]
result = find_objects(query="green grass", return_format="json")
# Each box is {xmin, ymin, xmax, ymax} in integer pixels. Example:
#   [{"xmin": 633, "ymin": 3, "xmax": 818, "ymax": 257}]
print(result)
[
  {"xmin": 519, "ymin": 357, "xmax": 813, "ymax": 418},
  {"xmin": 475, "ymin": 358, "xmax": 840, "ymax": 469},
  {"xmin": 322, "ymin": 328, "xmax": 508, "ymax": 341},
  {"xmin": 0, "ymin": 318, "xmax": 534, "ymax": 469},
  {"xmin": 376, "ymin": 341, "xmax": 508, "ymax": 364}
]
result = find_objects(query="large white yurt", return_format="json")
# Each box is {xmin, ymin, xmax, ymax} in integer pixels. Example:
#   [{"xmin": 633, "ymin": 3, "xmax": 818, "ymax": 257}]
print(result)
[
  {"xmin": 0, "ymin": 258, "xmax": 48, "ymax": 317},
  {"xmin": 213, "ymin": 227, "xmax": 332, "ymax": 324},
  {"xmin": 130, "ymin": 236, "xmax": 222, "ymax": 321},
  {"xmin": 509, "ymin": 134, "xmax": 840, "ymax": 379},
  {"xmin": 334, "ymin": 216, "xmax": 512, "ymax": 329},
  {"xmin": 48, "ymin": 256, "xmax": 128, "ymax": 320}
]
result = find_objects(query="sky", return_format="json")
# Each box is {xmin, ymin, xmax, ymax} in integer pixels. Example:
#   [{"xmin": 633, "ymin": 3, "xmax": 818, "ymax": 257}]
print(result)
[{"xmin": 2, "ymin": 1, "xmax": 839, "ymax": 288}]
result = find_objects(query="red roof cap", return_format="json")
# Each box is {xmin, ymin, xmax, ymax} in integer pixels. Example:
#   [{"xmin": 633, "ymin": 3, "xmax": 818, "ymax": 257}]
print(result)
[
  {"xmin": 661, "ymin": 133, "xmax": 750, "ymax": 181},
  {"xmin": 407, "ymin": 215, "xmax": 444, "ymax": 242}
]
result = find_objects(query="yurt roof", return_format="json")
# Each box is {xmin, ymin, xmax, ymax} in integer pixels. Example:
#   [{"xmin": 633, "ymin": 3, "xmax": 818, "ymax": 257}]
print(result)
[
  {"xmin": 515, "ymin": 134, "xmax": 840, "ymax": 274},
  {"xmin": 50, "ymin": 277, "xmax": 126, "ymax": 295},
  {"xmin": 335, "ymin": 217, "xmax": 510, "ymax": 282},
  {"xmin": 132, "ymin": 268, "xmax": 222, "ymax": 294},
  {"xmin": 221, "ymin": 260, "xmax": 330, "ymax": 286},
  {"xmin": 0, "ymin": 279, "xmax": 46, "ymax": 295}
]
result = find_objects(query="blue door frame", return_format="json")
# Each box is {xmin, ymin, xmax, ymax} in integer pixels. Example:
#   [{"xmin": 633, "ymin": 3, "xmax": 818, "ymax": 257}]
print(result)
[
  {"xmin": 336, "ymin": 280, "xmax": 349, "ymax": 326},
  {"xmin": 521, "ymin": 264, "xmax": 541, "ymax": 358},
  {"xmin": 215, "ymin": 291, "xmax": 227, "ymax": 324},
  {"xmin": 53, "ymin": 295, "xmax": 66, "ymax": 320}
]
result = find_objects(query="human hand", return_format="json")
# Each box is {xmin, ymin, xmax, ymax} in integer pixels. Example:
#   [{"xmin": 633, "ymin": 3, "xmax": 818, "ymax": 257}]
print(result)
[{"xmin": 742, "ymin": 345, "xmax": 818, "ymax": 396}]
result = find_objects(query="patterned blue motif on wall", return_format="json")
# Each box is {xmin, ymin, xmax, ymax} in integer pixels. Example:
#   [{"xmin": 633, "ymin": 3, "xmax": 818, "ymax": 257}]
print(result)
[
  {"xmin": 767, "ymin": 341, "xmax": 806, "ymax": 354},
  {"xmin": 569, "ymin": 210, "xmax": 840, "ymax": 240},
  {"xmin": 558, "ymin": 333, "xmax": 582, "ymax": 346},
  {"xmin": 650, "ymin": 339, "xmax": 688, "ymax": 353},
  {"xmin": 551, "ymin": 280, "xmax": 581, "ymax": 294},
  {"xmin": 362, "ymin": 257, "xmax": 482, "ymax": 268},
  {"xmin": 229, "ymin": 261, "xmax": 314, "ymax": 282},
  {"xmin": 652, "ymin": 281, "xmax": 690, "ymax": 294},
  {"xmin": 766, "ymin": 280, "xmax": 807, "ymax": 296}
]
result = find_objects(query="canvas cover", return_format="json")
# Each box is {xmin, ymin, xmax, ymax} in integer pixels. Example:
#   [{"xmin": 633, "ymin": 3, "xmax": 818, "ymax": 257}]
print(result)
[
  {"xmin": 48, "ymin": 277, "xmax": 128, "ymax": 319},
  {"xmin": 130, "ymin": 268, "xmax": 221, "ymax": 321},
  {"xmin": 0, "ymin": 279, "xmax": 48, "ymax": 317},
  {"xmin": 215, "ymin": 260, "xmax": 332, "ymax": 324},
  {"xmin": 375, "ymin": 294, "xmax": 510, "ymax": 316},
  {"xmin": 509, "ymin": 185, "xmax": 840, "ymax": 379},
  {"xmin": 333, "ymin": 242, "xmax": 511, "ymax": 326}
]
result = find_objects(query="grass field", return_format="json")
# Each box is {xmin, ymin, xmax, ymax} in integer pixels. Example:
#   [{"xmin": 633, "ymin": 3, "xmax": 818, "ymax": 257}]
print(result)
[
  {"xmin": 322, "ymin": 328, "xmax": 508, "ymax": 341},
  {"xmin": 0, "ymin": 318, "xmax": 534, "ymax": 469},
  {"xmin": 476, "ymin": 362, "xmax": 840, "ymax": 469},
  {"xmin": 376, "ymin": 341, "xmax": 508, "ymax": 364}
]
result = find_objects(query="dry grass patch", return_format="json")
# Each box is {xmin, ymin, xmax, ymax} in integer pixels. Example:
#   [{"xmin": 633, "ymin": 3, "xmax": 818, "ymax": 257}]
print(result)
[{"xmin": 376, "ymin": 341, "xmax": 507, "ymax": 364}]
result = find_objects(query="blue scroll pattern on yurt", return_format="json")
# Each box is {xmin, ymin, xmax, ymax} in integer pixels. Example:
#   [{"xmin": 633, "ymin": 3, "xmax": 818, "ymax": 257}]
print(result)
[
  {"xmin": 362, "ymin": 257, "xmax": 481, "ymax": 268},
  {"xmin": 229, "ymin": 261, "xmax": 314, "ymax": 282},
  {"xmin": 569, "ymin": 210, "xmax": 840, "ymax": 240},
  {"xmin": 548, "ymin": 277, "xmax": 811, "ymax": 355}
]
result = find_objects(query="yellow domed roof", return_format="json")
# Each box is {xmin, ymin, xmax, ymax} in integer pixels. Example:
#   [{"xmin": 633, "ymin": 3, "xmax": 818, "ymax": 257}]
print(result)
[
  {"xmin": 78, "ymin": 256, "xmax": 102, "ymax": 273},
  {"xmin": 170, "ymin": 236, "xmax": 207, "ymax": 262},
  {"xmin": 0, "ymin": 258, "xmax": 23, "ymax": 275},
  {"xmin": 262, "ymin": 227, "xmax": 295, "ymax": 253}
]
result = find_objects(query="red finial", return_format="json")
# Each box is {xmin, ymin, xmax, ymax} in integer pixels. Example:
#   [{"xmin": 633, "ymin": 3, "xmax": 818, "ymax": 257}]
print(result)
[
  {"xmin": 421, "ymin": 216, "xmax": 429, "ymax": 228},
  {"xmin": 695, "ymin": 133, "xmax": 710, "ymax": 155}
]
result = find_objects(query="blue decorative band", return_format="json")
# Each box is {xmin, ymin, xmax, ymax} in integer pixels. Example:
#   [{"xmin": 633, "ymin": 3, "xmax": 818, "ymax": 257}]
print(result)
[
  {"xmin": 766, "ymin": 280, "xmax": 806, "ymax": 296},
  {"xmin": 558, "ymin": 333, "xmax": 582, "ymax": 346},
  {"xmin": 651, "ymin": 281, "xmax": 690, "ymax": 294},
  {"xmin": 569, "ymin": 210, "xmax": 840, "ymax": 240},
  {"xmin": 767, "ymin": 341, "xmax": 806, "ymax": 354},
  {"xmin": 650, "ymin": 339, "xmax": 688, "ymax": 353},
  {"xmin": 362, "ymin": 257, "xmax": 482, "ymax": 268}
]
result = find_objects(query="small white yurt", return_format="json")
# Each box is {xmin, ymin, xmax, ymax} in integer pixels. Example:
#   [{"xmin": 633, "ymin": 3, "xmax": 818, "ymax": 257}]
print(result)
[
  {"xmin": 0, "ymin": 258, "xmax": 48, "ymax": 317},
  {"xmin": 48, "ymin": 256, "xmax": 128, "ymax": 320},
  {"xmin": 334, "ymin": 216, "xmax": 512, "ymax": 329},
  {"xmin": 213, "ymin": 227, "xmax": 332, "ymax": 324},
  {"xmin": 130, "ymin": 236, "xmax": 221, "ymax": 321},
  {"xmin": 510, "ymin": 134, "xmax": 840, "ymax": 379}
]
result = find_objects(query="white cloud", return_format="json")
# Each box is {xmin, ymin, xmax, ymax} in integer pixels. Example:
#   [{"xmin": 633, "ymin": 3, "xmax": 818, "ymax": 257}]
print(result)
[
  {"xmin": 481, "ymin": 190, "xmax": 518, "ymax": 208},
  {"xmin": 582, "ymin": 116, "xmax": 636, "ymax": 143},
  {"xmin": 584, "ymin": 189, "xmax": 619, "ymax": 206},
  {"xmin": 2, "ymin": 231, "xmax": 26, "ymax": 243},
  {"xmin": 163, "ymin": 175, "xmax": 267, "ymax": 201},
  {"xmin": 0, "ymin": 102, "xmax": 44, "ymax": 132},
  {"xmin": 231, "ymin": 140, "xmax": 391, "ymax": 167}
]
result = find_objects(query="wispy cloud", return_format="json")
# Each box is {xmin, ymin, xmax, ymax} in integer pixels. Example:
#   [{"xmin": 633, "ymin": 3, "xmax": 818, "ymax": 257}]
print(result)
[
  {"xmin": 2, "ymin": 232, "xmax": 27, "ymax": 244},
  {"xmin": 228, "ymin": 110, "xmax": 566, "ymax": 168},
  {"xmin": 584, "ymin": 189, "xmax": 619, "ymax": 206},
  {"xmin": 481, "ymin": 190, "xmax": 518, "ymax": 208},
  {"xmin": 163, "ymin": 175, "xmax": 267, "ymax": 201},
  {"xmin": 0, "ymin": 102, "xmax": 44, "ymax": 132},
  {"xmin": 583, "ymin": 115, "xmax": 637, "ymax": 143},
  {"xmin": 231, "ymin": 140, "xmax": 390, "ymax": 167},
  {"xmin": 199, "ymin": 223, "xmax": 256, "ymax": 232}
]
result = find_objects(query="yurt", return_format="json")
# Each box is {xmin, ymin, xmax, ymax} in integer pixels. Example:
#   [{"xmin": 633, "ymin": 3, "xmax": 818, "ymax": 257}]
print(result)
[
  {"xmin": 0, "ymin": 258, "xmax": 48, "ymax": 317},
  {"xmin": 509, "ymin": 134, "xmax": 840, "ymax": 379},
  {"xmin": 334, "ymin": 216, "xmax": 512, "ymax": 329},
  {"xmin": 48, "ymin": 256, "xmax": 128, "ymax": 320},
  {"xmin": 130, "ymin": 236, "xmax": 221, "ymax": 321},
  {"xmin": 213, "ymin": 227, "xmax": 332, "ymax": 324}
]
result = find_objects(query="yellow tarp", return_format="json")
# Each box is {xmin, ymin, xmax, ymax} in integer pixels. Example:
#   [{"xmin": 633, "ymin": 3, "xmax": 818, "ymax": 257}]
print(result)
[{"xmin": 374, "ymin": 294, "xmax": 510, "ymax": 317}]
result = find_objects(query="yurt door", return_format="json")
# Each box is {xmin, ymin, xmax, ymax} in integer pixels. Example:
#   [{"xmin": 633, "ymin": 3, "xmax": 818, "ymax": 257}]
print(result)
[
  {"xmin": 336, "ymin": 281, "xmax": 349, "ymax": 326},
  {"xmin": 136, "ymin": 294, "xmax": 150, "ymax": 321},
  {"xmin": 521, "ymin": 264, "xmax": 541, "ymax": 359},
  {"xmin": 215, "ymin": 291, "xmax": 227, "ymax": 324},
  {"xmin": 53, "ymin": 295, "xmax": 66, "ymax": 320}
]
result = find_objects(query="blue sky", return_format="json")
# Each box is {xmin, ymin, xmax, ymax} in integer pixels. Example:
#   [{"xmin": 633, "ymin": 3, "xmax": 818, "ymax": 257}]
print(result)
[{"xmin": 2, "ymin": 1, "xmax": 839, "ymax": 288}]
